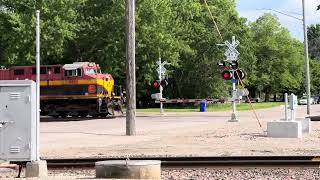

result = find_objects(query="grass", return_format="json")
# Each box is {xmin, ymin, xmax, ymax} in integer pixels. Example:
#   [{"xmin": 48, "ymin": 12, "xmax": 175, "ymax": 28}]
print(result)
[{"xmin": 136, "ymin": 102, "xmax": 283, "ymax": 113}]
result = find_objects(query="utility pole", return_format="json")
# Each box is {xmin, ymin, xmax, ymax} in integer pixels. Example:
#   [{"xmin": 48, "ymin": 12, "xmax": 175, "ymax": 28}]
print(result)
[
  {"xmin": 125, "ymin": 0, "xmax": 136, "ymax": 136},
  {"xmin": 302, "ymin": 0, "xmax": 311, "ymax": 115},
  {"xmin": 35, "ymin": 10, "xmax": 40, "ymax": 161}
]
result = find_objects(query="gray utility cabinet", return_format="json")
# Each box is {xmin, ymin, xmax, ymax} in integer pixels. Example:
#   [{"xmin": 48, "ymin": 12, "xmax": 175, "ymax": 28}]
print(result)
[{"xmin": 0, "ymin": 80, "xmax": 38, "ymax": 161}]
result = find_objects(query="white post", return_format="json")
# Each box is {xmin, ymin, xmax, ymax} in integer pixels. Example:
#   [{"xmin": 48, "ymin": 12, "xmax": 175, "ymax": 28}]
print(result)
[
  {"xmin": 159, "ymin": 57, "xmax": 164, "ymax": 114},
  {"xmin": 290, "ymin": 93, "xmax": 296, "ymax": 121},
  {"xmin": 230, "ymin": 70, "xmax": 238, "ymax": 122},
  {"xmin": 302, "ymin": 0, "xmax": 311, "ymax": 115},
  {"xmin": 284, "ymin": 93, "xmax": 288, "ymax": 121},
  {"xmin": 35, "ymin": 10, "xmax": 40, "ymax": 161}
]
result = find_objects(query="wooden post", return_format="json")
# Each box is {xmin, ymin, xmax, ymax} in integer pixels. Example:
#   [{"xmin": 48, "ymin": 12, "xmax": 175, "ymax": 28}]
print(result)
[{"xmin": 125, "ymin": 0, "xmax": 136, "ymax": 136}]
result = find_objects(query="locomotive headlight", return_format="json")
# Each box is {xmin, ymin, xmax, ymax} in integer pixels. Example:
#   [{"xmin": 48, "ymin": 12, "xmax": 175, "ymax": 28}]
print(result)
[{"xmin": 88, "ymin": 85, "xmax": 96, "ymax": 94}]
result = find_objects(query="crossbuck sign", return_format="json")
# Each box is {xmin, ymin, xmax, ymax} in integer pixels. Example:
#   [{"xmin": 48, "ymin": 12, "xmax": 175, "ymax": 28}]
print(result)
[
  {"xmin": 156, "ymin": 60, "xmax": 169, "ymax": 78},
  {"xmin": 224, "ymin": 36, "xmax": 240, "ymax": 63}
]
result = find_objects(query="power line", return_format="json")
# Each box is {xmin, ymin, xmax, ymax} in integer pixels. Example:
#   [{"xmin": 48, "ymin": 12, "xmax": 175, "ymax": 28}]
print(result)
[
  {"xmin": 258, "ymin": 8, "xmax": 302, "ymax": 21},
  {"xmin": 203, "ymin": 0, "xmax": 223, "ymax": 41}
]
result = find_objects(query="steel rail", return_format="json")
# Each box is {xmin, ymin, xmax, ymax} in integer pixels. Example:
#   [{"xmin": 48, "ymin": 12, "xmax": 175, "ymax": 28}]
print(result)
[{"xmin": 35, "ymin": 156, "xmax": 320, "ymax": 168}]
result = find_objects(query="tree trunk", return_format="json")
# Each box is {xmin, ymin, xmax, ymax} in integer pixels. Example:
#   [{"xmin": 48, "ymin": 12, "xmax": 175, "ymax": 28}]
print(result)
[
  {"xmin": 273, "ymin": 94, "xmax": 277, "ymax": 102},
  {"xmin": 265, "ymin": 92, "xmax": 270, "ymax": 102}
]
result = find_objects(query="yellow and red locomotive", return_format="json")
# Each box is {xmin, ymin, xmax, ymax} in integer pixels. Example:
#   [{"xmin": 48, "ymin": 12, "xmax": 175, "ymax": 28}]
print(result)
[{"xmin": 0, "ymin": 62, "xmax": 121, "ymax": 117}]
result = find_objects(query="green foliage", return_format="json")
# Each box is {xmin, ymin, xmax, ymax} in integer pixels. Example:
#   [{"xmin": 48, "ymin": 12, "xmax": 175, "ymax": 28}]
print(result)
[
  {"xmin": 0, "ymin": 1, "xmax": 316, "ymax": 103},
  {"xmin": 308, "ymin": 24, "xmax": 320, "ymax": 60},
  {"xmin": 250, "ymin": 13, "xmax": 304, "ymax": 99},
  {"xmin": 0, "ymin": 0, "xmax": 82, "ymax": 65},
  {"xmin": 310, "ymin": 59, "xmax": 320, "ymax": 94},
  {"xmin": 170, "ymin": 0, "xmax": 255, "ymax": 98}
]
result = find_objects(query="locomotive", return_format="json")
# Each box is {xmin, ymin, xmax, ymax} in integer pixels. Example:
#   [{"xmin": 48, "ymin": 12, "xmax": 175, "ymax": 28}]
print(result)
[{"xmin": 0, "ymin": 62, "xmax": 122, "ymax": 117}]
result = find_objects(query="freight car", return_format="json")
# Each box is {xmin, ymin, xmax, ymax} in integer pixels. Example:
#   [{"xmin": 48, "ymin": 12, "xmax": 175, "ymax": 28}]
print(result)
[{"xmin": 0, "ymin": 62, "xmax": 122, "ymax": 117}]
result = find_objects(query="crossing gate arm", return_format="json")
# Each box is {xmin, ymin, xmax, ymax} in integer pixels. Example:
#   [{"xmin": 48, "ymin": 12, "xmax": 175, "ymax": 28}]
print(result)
[{"xmin": 155, "ymin": 99, "xmax": 221, "ymax": 104}]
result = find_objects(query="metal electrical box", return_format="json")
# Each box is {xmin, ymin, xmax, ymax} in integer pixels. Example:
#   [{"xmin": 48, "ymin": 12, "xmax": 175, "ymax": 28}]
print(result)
[
  {"xmin": 0, "ymin": 80, "xmax": 38, "ymax": 161},
  {"xmin": 289, "ymin": 94, "xmax": 298, "ymax": 110}
]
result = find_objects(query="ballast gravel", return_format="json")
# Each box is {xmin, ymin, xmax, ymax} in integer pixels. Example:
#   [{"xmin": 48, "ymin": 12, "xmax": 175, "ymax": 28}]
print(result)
[{"xmin": 2, "ymin": 168, "xmax": 319, "ymax": 179}]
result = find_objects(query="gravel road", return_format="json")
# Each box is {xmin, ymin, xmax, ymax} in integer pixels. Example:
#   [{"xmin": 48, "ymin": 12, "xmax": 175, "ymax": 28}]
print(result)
[{"xmin": 41, "ymin": 104, "xmax": 320, "ymax": 158}]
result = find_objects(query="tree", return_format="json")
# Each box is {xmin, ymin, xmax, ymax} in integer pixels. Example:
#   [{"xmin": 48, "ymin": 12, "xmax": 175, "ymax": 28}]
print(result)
[
  {"xmin": 0, "ymin": 0, "xmax": 82, "ymax": 65},
  {"xmin": 76, "ymin": 0, "xmax": 186, "ymax": 103},
  {"xmin": 307, "ymin": 24, "xmax": 320, "ymax": 60},
  {"xmin": 250, "ymin": 13, "xmax": 304, "ymax": 101},
  {"xmin": 310, "ymin": 59, "xmax": 320, "ymax": 94},
  {"xmin": 170, "ymin": 0, "xmax": 256, "ymax": 99}
]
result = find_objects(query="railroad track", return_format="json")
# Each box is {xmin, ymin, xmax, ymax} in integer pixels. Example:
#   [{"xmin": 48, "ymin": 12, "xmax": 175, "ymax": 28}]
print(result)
[{"xmin": 42, "ymin": 156, "xmax": 320, "ymax": 168}]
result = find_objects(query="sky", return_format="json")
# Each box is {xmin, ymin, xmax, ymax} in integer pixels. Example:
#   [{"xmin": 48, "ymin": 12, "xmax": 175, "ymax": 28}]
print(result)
[{"xmin": 236, "ymin": 0, "xmax": 320, "ymax": 41}]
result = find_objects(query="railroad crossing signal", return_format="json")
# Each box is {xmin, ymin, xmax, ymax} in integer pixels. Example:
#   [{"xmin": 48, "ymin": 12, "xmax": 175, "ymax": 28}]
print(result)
[
  {"xmin": 224, "ymin": 36, "xmax": 240, "ymax": 63},
  {"xmin": 156, "ymin": 57, "xmax": 170, "ymax": 114},
  {"xmin": 217, "ymin": 36, "xmax": 242, "ymax": 122},
  {"xmin": 156, "ymin": 60, "xmax": 169, "ymax": 77}
]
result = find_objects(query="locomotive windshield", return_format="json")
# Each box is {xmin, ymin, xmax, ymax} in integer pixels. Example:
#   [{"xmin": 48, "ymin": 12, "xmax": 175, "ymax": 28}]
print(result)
[
  {"xmin": 86, "ymin": 68, "xmax": 97, "ymax": 74},
  {"xmin": 65, "ymin": 68, "xmax": 82, "ymax": 77}
]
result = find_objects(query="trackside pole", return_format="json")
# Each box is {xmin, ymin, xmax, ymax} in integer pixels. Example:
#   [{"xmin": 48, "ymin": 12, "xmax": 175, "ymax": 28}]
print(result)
[
  {"xmin": 159, "ymin": 57, "xmax": 164, "ymax": 114},
  {"xmin": 284, "ymin": 93, "xmax": 288, "ymax": 121},
  {"xmin": 35, "ymin": 10, "xmax": 40, "ymax": 161},
  {"xmin": 25, "ymin": 10, "xmax": 48, "ymax": 178},
  {"xmin": 302, "ymin": 0, "xmax": 311, "ymax": 115}
]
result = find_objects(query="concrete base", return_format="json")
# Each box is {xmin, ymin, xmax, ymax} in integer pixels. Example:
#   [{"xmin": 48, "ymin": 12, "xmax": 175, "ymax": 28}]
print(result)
[
  {"xmin": 280, "ymin": 118, "xmax": 311, "ymax": 134},
  {"xmin": 25, "ymin": 160, "xmax": 47, "ymax": 178},
  {"xmin": 96, "ymin": 160, "xmax": 161, "ymax": 179},
  {"xmin": 229, "ymin": 113, "xmax": 239, "ymax": 122},
  {"xmin": 267, "ymin": 121, "xmax": 302, "ymax": 138},
  {"xmin": 296, "ymin": 118, "xmax": 311, "ymax": 134}
]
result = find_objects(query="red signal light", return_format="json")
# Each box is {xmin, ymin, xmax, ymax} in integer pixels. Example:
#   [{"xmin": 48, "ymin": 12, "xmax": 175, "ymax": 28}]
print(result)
[
  {"xmin": 222, "ymin": 70, "xmax": 232, "ymax": 80},
  {"xmin": 152, "ymin": 80, "xmax": 160, "ymax": 89}
]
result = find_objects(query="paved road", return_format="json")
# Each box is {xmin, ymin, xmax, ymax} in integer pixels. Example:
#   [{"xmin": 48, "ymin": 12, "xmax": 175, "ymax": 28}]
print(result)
[{"xmin": 40, "ymin": 104, "xmax": 320, "ymax": 158}]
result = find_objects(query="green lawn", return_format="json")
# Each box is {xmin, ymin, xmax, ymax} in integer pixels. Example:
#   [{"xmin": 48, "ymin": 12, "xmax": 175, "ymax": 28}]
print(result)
[{"xmin": 136, "ymin": 102, "xmax": 283, "ymax": 112}]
